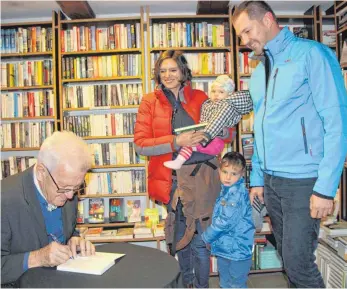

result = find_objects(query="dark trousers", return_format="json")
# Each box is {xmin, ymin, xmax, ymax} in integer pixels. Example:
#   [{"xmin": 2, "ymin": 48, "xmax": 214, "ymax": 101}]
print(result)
[{"xmin": 263, "ymin": 173, "xmax": 325, "ymax": 288}]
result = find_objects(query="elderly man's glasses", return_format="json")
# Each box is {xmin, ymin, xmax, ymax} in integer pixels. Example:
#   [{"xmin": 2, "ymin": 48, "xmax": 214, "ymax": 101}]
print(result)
[{"xmin": 44, "ymin": 165, "xmax": 87, "ymax": 194}]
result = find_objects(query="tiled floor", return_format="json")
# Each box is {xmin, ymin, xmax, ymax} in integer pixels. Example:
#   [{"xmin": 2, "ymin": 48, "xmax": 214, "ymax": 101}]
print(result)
[{"xmin": 209, "ymin": 272, "xmax": 288, "ymax": 288}]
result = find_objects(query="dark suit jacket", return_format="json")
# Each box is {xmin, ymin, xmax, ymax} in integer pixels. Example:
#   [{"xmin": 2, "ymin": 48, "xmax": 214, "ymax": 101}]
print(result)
[{"xmin": 1, "ymin": 166, "xmax": 78, "ymax": 285}]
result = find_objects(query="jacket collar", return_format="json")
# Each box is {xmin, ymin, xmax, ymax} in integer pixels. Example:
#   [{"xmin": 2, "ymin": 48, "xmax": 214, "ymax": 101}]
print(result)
[
  {"xmin": 155, "ymin": 82, "xmax": 193, "ymax": 104},
  {"xmin": 250, "ymin": 26, "xmax": 295, "ymax": 60},
  {"xmin": 264, "ymin": 26, "xmax": 294, "ymax": 56}
]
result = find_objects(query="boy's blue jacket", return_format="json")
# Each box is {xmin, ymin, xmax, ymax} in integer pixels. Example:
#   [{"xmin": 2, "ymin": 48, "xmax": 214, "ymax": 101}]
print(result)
[
  {"xmin": 249, "ymin": 27, "xmax": 347, "ymax": 198},
  {"xmin": 201, "ymin": 178, "xmax": 255, "ymax": 261}
]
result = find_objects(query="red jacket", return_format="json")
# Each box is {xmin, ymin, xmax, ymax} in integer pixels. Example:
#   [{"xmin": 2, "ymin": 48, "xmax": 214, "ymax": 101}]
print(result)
[{"xmin": 134, "ymin": 85, "xmax": 233, "ymax": 204}]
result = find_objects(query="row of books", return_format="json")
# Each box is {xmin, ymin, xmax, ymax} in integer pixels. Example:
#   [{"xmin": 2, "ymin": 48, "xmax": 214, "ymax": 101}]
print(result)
[
  {"xmin": 61, "ymin": 23, "xmax": 141, "ymax": 52},
  {"xmin": 244, "ymin": 164, "xmax": 252, "ymax": 189},
  {"xmin": 1, "ymin": 27, "xmax": 53, "ymax": 54},
  {"xmin": 241, "ymin": 135, "xmax": 254, "ymax": 160},
  {"xmin": 1, "ymin": 90, "xmax": 54, "ymax": 118},
  {"xmin": 238, "ymin": 52, "xmax": 258, "ymax": 74},
  {"xmin": 63, "ymin": 83, "xmax": 143, "ymax": 108},
  {"xmin": 84, "ymin": 170, "xmax": 146, "ymax": 195},
  {"xmin": 83, "ymin": 221, "xmax": 165, "ymax": 241},
  {"xmin": 337, "ymin": 5, "xmax": 347, "ymax": 30},
  {"xmin": 1, "ymin": 60, "xmax": 53, "ymax": 88},
  {"xmin": 241, "ymin": 111, "xmax": 254, "ymax": 133},
  {"xmin": 89, "ymin": 142, "xmax": 145, "ymax": 166},
  {"xmin": 151, "ymin": 22, "xmax": 230, "ymax": 48},
  {"xmin": 61, "ymin": 54, "xmax": 142, "ymax": 80},
  {"xmin": 78, "ymin": 198, "xmax": 144, "ymax": 223},
  {"xmin": 151, "ymin": 52, "xmax": 232, "ymax": 75},
  {"xmin": 1, "ymin": 121, "xmax": 54, "ymax": 149},
  {"xmin": 0, "ymin": 156, "xmax": 37, "ymax": 180},
  {"xmin": 239, "ymin": 79, "xmax": 249, "ymax": 90},
  {"xmin": 63, "ymin": 113, "xmax": 136, "ymax": 137}
]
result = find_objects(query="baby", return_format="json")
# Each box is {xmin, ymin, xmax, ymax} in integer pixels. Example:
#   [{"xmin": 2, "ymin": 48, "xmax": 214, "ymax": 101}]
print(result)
[{"xmin": 164, "ymin": 75, "xmax": 252, "ymax": 170}]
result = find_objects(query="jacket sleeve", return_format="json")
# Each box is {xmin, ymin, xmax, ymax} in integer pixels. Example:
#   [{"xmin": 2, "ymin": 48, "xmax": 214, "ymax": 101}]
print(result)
[
  {"xmin": 230, "ymin": 90, "xmax": 253, "ymax": 115},
  {"xmin": 1, "ymin": 213, "xmax": 26, "ymax": 284},
  {"xmin": 134, "ymin": 96, "xmax": 178, "ymax": 156},
  {"xmin": 202, "ymin": 205, "xmax": 242, "ymax": 244},
  {"xmin": 306, "ymin": 45, "xmax": 347, "ymax": 198},
  {"xmin": 250, "ymin": 133, "xmax": 264, "ymax": 187}
]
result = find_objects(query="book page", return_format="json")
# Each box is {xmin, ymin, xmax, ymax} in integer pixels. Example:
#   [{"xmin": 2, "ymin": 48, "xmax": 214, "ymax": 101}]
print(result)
[{"xmin": 57, "ymin": 252, "xmax": 125, "ymax": 275}]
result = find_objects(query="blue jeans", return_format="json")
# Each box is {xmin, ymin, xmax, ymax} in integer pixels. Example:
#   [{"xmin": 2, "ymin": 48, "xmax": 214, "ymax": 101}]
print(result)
[
  {"xmin": 168, "ymin": 180, "xmax": 211, "ymax": 288},
  {"xmin": 217, "ymin": 257, "xmax": 252, "ymax": 288},
  {"xmin": 264, "ymin": 173, "xmax": 325, "ymax": 288}
]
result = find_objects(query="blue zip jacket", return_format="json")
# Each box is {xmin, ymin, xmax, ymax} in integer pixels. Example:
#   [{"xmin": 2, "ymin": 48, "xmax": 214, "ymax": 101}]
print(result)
[
  {"xmin": 201, "ymin": 177, "xmax": 255, "ymax": 261},
  {"xmin": 249, "ymin": 27, "xmax": 347, "ymax": 198}
]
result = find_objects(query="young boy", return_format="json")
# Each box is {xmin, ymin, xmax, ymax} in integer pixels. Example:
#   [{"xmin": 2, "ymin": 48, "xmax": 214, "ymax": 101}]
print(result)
[
  {"xmin": 202, "ymin": 152, "xmax": 255, "ymax": 288},
  {"xmin": 164, "ymin": 75, "xmax": 252, "ymax": 170}
]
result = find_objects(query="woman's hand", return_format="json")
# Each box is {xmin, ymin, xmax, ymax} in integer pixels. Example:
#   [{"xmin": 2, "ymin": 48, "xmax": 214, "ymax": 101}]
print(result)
[{"xmin": 176, "ymin": 131, "xmax": 207, "ymax": 147}]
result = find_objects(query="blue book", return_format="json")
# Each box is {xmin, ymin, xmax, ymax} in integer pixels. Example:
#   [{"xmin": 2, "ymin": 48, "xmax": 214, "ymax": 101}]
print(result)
[
  {"xmin": 1, "ymin": 29, "xmax": 4, "ymax": 53},
  {"xmin": 14, "ymin": 93, "xmax": 18, "ymax": 117},
  {"xmin": 11, "ymin": 29, "xmax": 16, "ymax": 53},
  {"xmin": 91, "ymin": 26, "xmax": 96, "ymax": 51},
  {"xmin": 187, "ymin": 23, "xmax": 192, "ymax": 47}
]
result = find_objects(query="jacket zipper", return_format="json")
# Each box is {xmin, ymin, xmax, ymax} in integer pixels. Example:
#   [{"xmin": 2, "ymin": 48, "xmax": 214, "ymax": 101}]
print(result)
[
  {"xmin": 301, "ymin": 117, "xmax": 308, "ymax": 154},
  {"xmin": 271, "ymin": 68, "xmax": 279, "ymax": 99},
  {"xmin": 262, "ymin": 51, "xmax": 274, "ymax": 170}
]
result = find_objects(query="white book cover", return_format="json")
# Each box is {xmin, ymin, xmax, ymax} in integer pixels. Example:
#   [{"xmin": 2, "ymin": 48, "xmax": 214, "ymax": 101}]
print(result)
[{"xmin": 57, "ymin": 252, "xmax": 125, "ymax": 275}]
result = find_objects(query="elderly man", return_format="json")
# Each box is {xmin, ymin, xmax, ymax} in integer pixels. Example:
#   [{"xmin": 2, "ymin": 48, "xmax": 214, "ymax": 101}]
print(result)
[{"xmin": 1, "ymin": 131, "xmax": 95, "ymax": 286}]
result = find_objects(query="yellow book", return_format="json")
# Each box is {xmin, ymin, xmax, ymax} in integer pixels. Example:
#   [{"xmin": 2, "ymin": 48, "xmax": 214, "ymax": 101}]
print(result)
[{"xmin": 111, "ymin": 55, "xmax": 118, "ymax": 77}]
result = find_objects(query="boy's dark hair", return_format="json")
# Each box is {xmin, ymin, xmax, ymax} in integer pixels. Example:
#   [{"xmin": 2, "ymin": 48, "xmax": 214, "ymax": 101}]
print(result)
[
  {"xmin": 233, "ymin": 1, "xmax": 278, "ymax": 24},
  {"xmin": 220, "ymin": 152, "xmax": 246, "ymax": 170},
  {"xmin": 153, "ymin": 50, "xmax": 192, "ymax": 85}
]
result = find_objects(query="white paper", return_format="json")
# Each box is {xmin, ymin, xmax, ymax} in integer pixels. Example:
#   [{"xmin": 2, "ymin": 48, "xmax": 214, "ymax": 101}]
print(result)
[{"xmin": 57, "ymin": 252, "xmax": 125, "ymax": 275}]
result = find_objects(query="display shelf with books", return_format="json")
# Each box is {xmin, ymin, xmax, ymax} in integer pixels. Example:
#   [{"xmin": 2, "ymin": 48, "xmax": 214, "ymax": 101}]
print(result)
[
  {"xmin": 56, "ymin": 9, "xmax": 150, "ymax": 238},
  {"xmin": 316, "ymin": 5, "xmax": 337, "ymax": 49},
  {"xmin": 1, "ymin": 13, "xmax": 58, "ymax": 165}
]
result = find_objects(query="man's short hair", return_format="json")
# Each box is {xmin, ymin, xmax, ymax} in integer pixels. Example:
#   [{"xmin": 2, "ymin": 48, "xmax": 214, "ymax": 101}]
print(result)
[{"xmin": 233, "ymin": 1, "xmax": 278, "ymax": 24}]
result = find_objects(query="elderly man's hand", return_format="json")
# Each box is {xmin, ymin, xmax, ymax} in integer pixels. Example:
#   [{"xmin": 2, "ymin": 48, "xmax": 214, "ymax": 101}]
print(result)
[{"xmin": 68, "ymin": 236, "xmax": 96, "ymax": 258}]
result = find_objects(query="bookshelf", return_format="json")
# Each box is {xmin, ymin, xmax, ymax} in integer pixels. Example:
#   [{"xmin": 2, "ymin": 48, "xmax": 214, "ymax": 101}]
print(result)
[
  {"xmin": 0, "ymin": 13, "xmax": 58, "ymax": 179},
  {"xmin": 56, "ymin": 9, "xmax": 153, "ymax": 241}
]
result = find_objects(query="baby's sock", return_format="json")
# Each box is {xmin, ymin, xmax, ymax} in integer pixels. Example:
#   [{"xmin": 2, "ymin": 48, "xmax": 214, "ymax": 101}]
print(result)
[{"xmin": 164, "ymin": 147, "xmax": 193, "ymax": 170}]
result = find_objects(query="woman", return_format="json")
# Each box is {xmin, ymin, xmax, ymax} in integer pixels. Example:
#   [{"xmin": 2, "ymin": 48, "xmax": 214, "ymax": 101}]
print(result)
[{"xmin": 134, "ymin": 50, "xmax": 233, "ymax": 288}]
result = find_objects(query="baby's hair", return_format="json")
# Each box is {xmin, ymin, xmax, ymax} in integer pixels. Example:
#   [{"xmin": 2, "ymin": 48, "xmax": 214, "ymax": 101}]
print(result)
[{"xmin": 220, "ymin": 152, "xmax": 246, "ymax": 170}]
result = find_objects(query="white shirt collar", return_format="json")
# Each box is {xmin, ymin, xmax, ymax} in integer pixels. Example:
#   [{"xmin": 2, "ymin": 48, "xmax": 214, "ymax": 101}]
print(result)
[{"xmin": 33, "ymin": 164, "xmax": 57, "ymax": 211}]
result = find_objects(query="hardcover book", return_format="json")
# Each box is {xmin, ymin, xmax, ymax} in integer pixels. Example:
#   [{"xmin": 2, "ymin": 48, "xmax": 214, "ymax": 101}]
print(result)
[
  {"xmin": 88, "ymin": 198, "xmax": 105, "ymax": 223},
  {"xmin": 174, "ymin": 122, "xmax": 208, "ymax": 135},
  {"xmin": 109, "ymin": 198, "xmax": 125, "ymax": 222},
  {"xmin": 127, "ymin": 199, "xmax": 141, "ymax": 223}
]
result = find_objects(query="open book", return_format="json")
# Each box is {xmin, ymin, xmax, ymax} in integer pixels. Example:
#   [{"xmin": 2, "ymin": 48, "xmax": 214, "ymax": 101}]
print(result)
[
  {"xmin": 57, "ymin": 252, "xmax": 125, "ymax": 275},
  {"xmin": 174, "ymin": 123, "xmax": 208, "ymax": 135}
]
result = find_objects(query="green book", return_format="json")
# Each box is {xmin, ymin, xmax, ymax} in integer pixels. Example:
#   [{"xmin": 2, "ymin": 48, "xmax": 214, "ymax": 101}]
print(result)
[{"xmin": 174, "ymin": 122, "xmax": 208, "ymax": 135}]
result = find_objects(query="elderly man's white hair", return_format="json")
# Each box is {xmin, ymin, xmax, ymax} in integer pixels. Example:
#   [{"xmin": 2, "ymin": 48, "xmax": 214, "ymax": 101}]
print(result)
[{"xmin": 38, "ymin": 131, "xmax": 92, "ymax": 173}]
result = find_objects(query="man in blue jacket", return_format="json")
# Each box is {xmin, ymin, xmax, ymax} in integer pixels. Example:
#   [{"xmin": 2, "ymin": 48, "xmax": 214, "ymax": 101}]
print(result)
[{"xmin": 233, "ymin": 1, "xmax": 347, "ymax": 288}]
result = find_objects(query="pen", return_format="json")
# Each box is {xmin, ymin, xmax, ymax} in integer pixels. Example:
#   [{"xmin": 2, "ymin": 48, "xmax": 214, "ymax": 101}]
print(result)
[{"xmin": 49, "ymin": 234, "xmax": 74, "ymax": 259}]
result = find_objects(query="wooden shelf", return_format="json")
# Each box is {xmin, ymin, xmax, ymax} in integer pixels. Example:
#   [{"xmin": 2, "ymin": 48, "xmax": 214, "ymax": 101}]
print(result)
[
  {"xmin": 241, "ymin": 131, "xmax": 254, "ymax": 134},
  {"xmin": 1, "ymin": 116, "xmax": 55, "ymax": 121},
  {"xmin": 77, "ymin": 222, "xmax": 136, "ymax": 228},
  {"xmin": 1, "ymin": 52, "xmax": 52, "ymax": 58},
  {"xmin": 82, "ymin": 135, "xmax": 134, "ymax": 140},
  {"xmin": 149, "ymin": 15, "xmax": 229, "ymax": 20},
  {"xmin": 62, "ymin": 76, "xmax": 142, "ymax": 83},
  {"xmin": 78, "ymin": 193, "xmax": 147, "ymax": 198},
  {"xmin": 1, "ymin": 147, "xmax": 40, "ymax": 151},
  {"xmin": 1, "ymin": 85, "xmax": 54, "ymax": 91},
  {"xmin": 341, "ymin": 63, "xmax": 347, "ymax": 69},
  {"xmin": 337, "ymin": 26, "xmax": 347, "ymax": 34},
  {"xmin": 192, "ymin": 74, "xmax": 232, "ymax": 78},
  {"xmin": 61, "ymin": 48, "xmax": 141, "ymax": 55},
  {"xmin": 91, "ymin": 164, "xmax": 145, "ymax": 169},
  {"xmin": 61, "ymin": 16, "xmax": 141, "ymax": 24},
  {"xmin": 150, "ymin": 46, "xmax": 230, "ymax": 52},
  {"xmin": 322, "ymin": 15, "xmax": 335, "ymax": 19},
  {"xmin": 88, "ymin": 236, "xmax": 165, "ymax": 243},
  {"xmin": 210, "ymin": 268, "xmax": 283, "ymax": 277},
  {"xmin": 1, "ymin": 21, "xmax": 52, "ymax": 27},
  {"xmin": 277, "ymin": 15, "xmax": 314, "ymax": 19},
  {"xmin": 240, "ymin": 73, "xmax": 252, "ymax": 77},
  {"xmin": 238, "ymin": 45, "xmax": 251, "ymax": 50},
  {"xmin": 336, "ymin": 1, "xmax": 347, "ymax": 11},
  {"xmin": 63, "ymin": 105, "xmax": 139, "ymax": 111}
]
